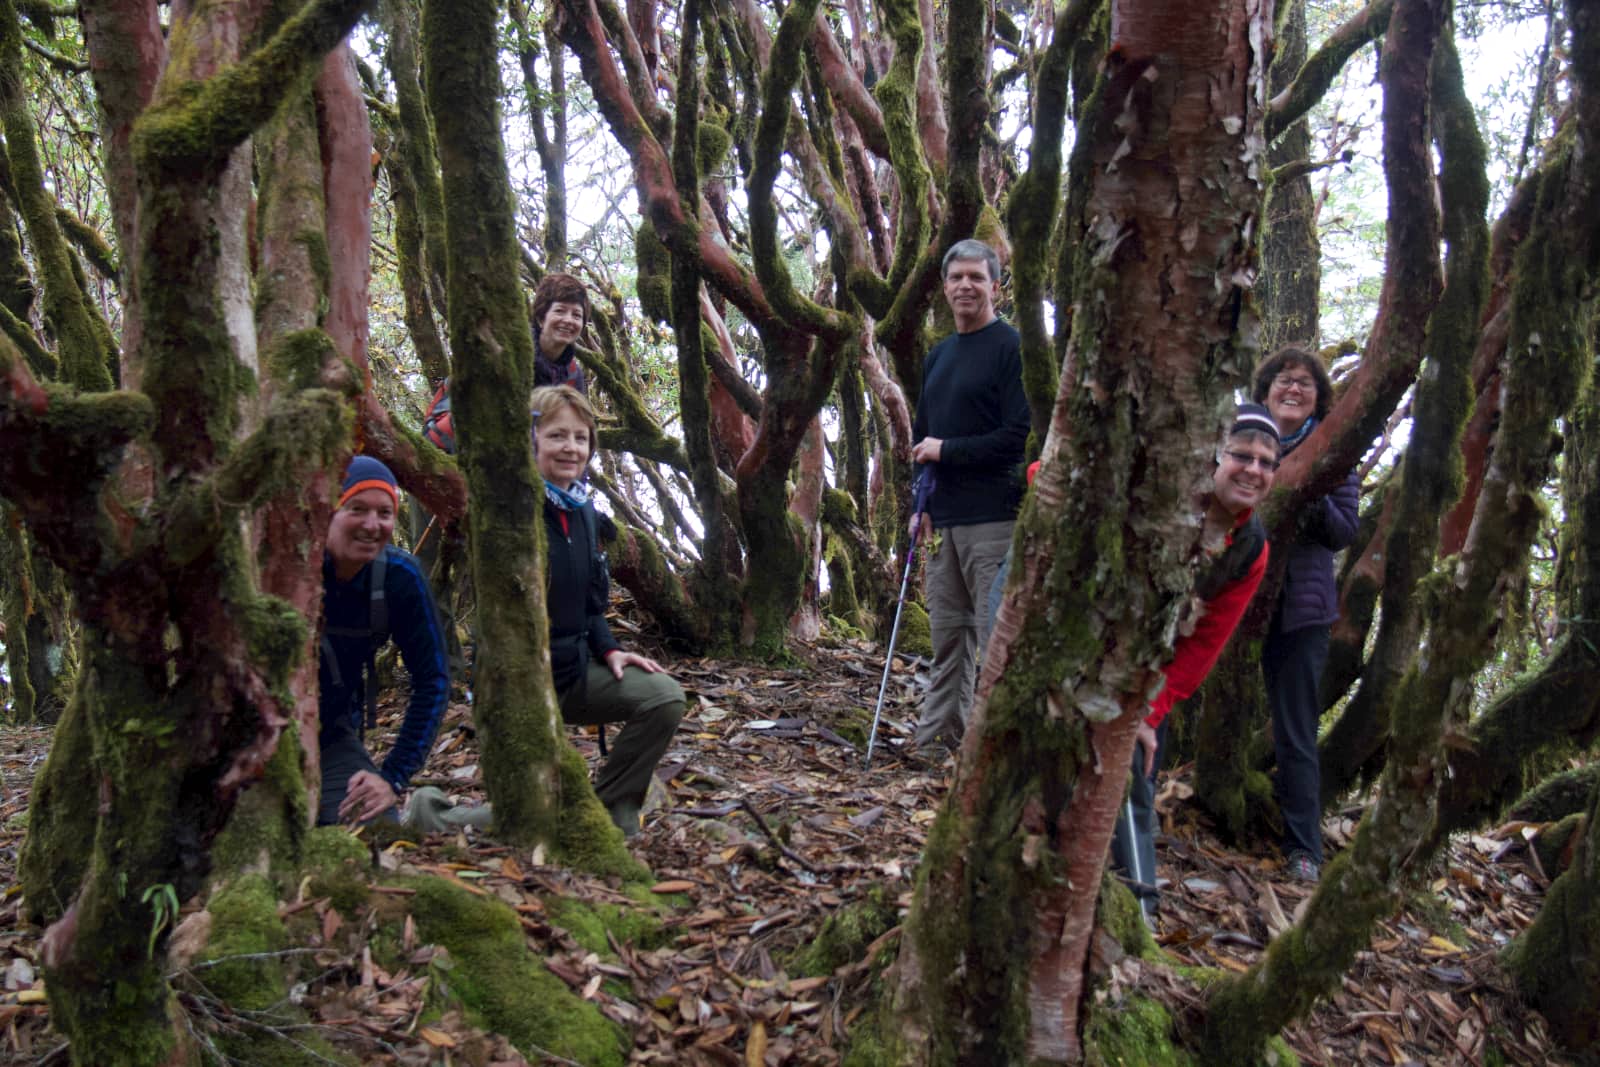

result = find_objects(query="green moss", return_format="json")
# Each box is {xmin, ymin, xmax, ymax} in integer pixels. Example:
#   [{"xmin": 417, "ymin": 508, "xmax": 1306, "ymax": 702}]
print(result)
[
  {"xmin": 824, "ymin": 538, "xmax": 862, "ymax": 623},
  {"xmin": 212, "ymin": 728, "xmax": 308, "ymax": 882},
  {"xmin": 264, "ymin": 329, "xmax": 341, "ymax": 394},
  {"xmin": 789, "ymin": 884, "xmax": 899, "ymax": 977},
  {"xmin": 545, "ymin": 896, "xmax": 667, "ymax": 957},
  {"xmin": 1083, "ymin": 994, "xmax": 1191, "ymax": 1067},
  {"xmin": 1097, "ymin": 869, "xmax": 1160, "ymax": 961},
  {"xmin": 552, "ymin": 744, "xmax": 652, "ymax": 882},
  {"xmin": 405, "ymin": 876, "xmax": 628, "ymax": 1066},
  {"xmin": 195, "ymin": 875, "xmax": 352, "ymax": 1065},
  {"xmin": 896, "ymin": 600, "xmax": 933, "ymax": 656},
  {"xmin": 197, "ymin": 875, "xmax": 287, "ymax": 1008},
  {"xmin": 697, "ymin": 120, "xmax": 733, "ymax": 175},
  {"xmin": 1533, "ymin": 813, "xmax": 1586, "ymax": 876},
  {"xmin": 635, "ymin": 219, "xmax": 672, "ymax": 324},
  {"xmin": 301, "ymin": 827, "xmax": 373, "ymax": 914}
]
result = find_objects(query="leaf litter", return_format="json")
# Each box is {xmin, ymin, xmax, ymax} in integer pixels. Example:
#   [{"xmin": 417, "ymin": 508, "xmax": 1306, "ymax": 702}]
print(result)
[{"xmin": 0, "ymin": 628, "xmax": 1573, "ymax": 1065}]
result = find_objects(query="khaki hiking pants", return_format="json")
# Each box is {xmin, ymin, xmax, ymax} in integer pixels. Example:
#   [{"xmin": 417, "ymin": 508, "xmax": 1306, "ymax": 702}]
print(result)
[{"xmin": 914, "ymin": 520, "xmax": 1013, "ymax": 751}]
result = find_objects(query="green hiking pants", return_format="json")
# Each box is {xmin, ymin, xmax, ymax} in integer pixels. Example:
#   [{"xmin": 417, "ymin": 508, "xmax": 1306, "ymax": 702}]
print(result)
[{"xmin": 560, "ymin": 662, "xmax": 684, "ymax": 810}]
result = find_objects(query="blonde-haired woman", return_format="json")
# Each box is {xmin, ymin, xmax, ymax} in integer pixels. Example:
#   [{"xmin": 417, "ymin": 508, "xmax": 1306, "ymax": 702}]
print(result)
[{"xmin": 531, "ymin": 385, "xmax": 682, "ymax": 837}]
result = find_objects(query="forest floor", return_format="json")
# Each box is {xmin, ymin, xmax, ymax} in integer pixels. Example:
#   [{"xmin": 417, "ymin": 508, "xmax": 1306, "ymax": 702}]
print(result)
[{"xmin": 0, "ymin": 620, "xmax": 1570, "ymax": 1066}]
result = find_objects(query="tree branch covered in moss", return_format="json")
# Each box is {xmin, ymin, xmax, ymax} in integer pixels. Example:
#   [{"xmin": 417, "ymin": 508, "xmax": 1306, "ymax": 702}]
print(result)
[
  {"xmin": 0, "ymin": 341, "xmax": 150, "ymax": 575},
  {"xmin": 0, "ymin": 298, "xmax": 55, "ymax": 377},
  {"xmin": 747, "ymin": 0, "xmax": 852, "ymax": 341},
  {"xmin": 1266, "ymin": 0, "xmax": 1394, "ymax": 144},
  {"xmin": 133, "ymin": 0, "xmax": 373, "ymax": 174},
  {"xmin": 808, "ymin": 9, "xmax": 889, "ymax": 159},
  {"xmin": 1207, "ymin": 0, "xmax": 1600, "ymax": 1055},
  {"xmin": 0, "ymin": 0, "xmax": 114, "ymax": 390},
  {"xmin": 52, "ymin": 207, "xmax": 119, "ymax": 283},
  {"xmin": 1262, "ymin": 0, "xmax": 1440, "ymax": 528}
]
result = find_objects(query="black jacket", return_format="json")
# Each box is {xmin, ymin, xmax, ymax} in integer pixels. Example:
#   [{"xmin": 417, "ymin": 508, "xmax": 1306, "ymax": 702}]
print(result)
[{"xmin": 544, "ymin": 499, "xmax": 620, "ymax": 693}]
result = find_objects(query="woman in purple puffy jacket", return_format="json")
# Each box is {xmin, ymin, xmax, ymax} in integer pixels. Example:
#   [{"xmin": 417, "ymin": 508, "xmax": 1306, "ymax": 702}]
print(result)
[{"xmin": 1254, "ymin": 347, "xmax": 1361, "ymax": 883}]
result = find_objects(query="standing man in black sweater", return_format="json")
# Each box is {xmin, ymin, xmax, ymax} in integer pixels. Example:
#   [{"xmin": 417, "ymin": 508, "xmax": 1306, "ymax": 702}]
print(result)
[{"xmin": 909, "ymin": 239, "xmax": 1032, "ymax": 754}]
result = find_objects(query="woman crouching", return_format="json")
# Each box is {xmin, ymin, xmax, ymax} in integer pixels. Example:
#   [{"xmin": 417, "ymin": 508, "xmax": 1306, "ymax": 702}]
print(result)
[{"xmin": 531, "ymin": 385, "xmax": 684, "ymax": 837}]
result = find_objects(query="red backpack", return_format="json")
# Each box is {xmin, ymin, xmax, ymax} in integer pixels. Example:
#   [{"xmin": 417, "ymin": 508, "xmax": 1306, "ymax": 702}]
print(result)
[{"xmin": 423, "ymin": 378, "xmax": 455, "ymax": 454}]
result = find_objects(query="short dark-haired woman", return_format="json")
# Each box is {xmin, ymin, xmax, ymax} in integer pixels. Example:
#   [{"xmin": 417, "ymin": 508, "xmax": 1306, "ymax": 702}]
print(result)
[
  {"xmin": 1252, "ymin": 347, "xmax": 1360, "ymax": 883},
  {"xmin": 532, "ymin": 272, "xmax": 591, "ymax": 392}
]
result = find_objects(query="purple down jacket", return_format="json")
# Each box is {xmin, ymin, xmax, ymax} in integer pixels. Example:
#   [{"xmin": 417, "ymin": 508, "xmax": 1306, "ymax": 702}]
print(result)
[{"xmin": 1272, "ymin": 454, "xmax": 1361, "ymax": 635}]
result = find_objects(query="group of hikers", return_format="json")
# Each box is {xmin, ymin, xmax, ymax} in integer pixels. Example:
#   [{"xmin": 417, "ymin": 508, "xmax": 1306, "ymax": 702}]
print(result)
[
  {"xmin": 910, "ymin": 239, "xmax": 1359, "ymax": 913},
  {"xmin": 319, "ymin": 273, "xmax": 684, "ymax": 839},
  {"xmin": 316, "ymin": 242, "xmax": 1360, "ymax": 911}
]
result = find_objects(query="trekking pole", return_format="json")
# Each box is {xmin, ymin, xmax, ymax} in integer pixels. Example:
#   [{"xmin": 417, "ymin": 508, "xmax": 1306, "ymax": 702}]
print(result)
[
  {"xmin": 865, "ymin": 468, "xmax": 935, "ymax": 767},
  {"xmin": 413, "ymin": 515, "xmax": 440, "ymax": 556}
]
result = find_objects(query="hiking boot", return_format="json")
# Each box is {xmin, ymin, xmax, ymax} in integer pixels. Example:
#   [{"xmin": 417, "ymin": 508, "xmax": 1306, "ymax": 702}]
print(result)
[
  {"xmin": 607, "ymin": 801, "xmax": 642, "ymax": 839},
  {"xmin": 1286, "ymin": 850, "xmax": 1320, "ymax": 883}
]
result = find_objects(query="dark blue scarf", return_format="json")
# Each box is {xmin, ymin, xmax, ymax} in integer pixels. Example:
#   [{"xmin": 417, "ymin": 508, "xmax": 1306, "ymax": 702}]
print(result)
[{"xmin": 1279, "ymin": 414, "xmax": 1318, "ymax": 453}]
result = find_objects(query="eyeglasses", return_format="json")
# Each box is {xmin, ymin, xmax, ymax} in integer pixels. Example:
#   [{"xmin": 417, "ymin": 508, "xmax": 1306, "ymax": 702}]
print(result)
[
  {"xmin": 1273, "ymin": 374, "xmax": 1316, "ymax": 393},
  {"xmin": 1222, "ymin": 450, "xmax": 1280, "ymax": 473}
]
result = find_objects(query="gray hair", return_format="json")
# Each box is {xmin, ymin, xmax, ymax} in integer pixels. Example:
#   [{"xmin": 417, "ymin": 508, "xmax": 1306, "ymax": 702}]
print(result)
[{"xmin": 941, "ymin": 239, "xmax": 1001, "ymax": 283}]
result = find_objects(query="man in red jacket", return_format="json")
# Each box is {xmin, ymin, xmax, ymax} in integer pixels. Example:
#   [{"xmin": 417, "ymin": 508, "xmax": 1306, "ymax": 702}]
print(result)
[{"xmin": 1111, "ymin": 402, "xmax": 1280, "ymax": 921}]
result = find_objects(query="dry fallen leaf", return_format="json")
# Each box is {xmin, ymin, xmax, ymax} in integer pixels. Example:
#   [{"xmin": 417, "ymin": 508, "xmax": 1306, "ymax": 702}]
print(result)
[
  {"xmin": 745, "ymin": 1020, "xmax": 768, "ymax": 1067},
  {"xmin": 418, "ymin": 1026, "xmax": 457, "ymax": 1049}
]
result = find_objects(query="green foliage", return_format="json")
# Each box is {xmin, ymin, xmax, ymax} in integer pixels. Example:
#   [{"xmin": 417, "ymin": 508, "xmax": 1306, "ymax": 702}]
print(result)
[
  {"xmin": 140, "ymin": 882, "xmax": 180, "ymax": 959},
  {"xmin": 302, "ymin": 827, "xmax": 374, "ymax": 915}
]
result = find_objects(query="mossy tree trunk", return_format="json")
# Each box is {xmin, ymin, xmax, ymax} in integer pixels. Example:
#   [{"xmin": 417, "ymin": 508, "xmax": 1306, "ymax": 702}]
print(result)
[
  {"xmin": 1258, "ymin": 0, "xmax": 1321, "ymax": 354},
  {"xmin": 423, "ymin": 0, "xmax": 631, "ymax": 867},
  {"xmin": 1204, "ymin": 0, "xmax": 1600, "ymax": 1054},
  {"xmin": 379, "ymin": 0, "xmax": 451, "ymax": 385},
  {"xmin": 0, "ymin": 0, "xmax": 115, "ymax": 393},
  {"xmin": 0, "ymin": 508, "xmax": 75, "ymax": 724},
  {"xmin": 3, "ymin": 3, "xmax": 374, "ymax": 1064},
  {"xmin": 1504, "ymin": 770, "xmax": 1600, "ymax": 1056},
  {"xmin": 1189, "ymin": 0, "xmax": 1451, "ymax": 834},
  {"xmin": 892, "ymin": 0, "xmax": 1271, "ymax": 1055},
  {"xmin": 1429, "ymin": 287, "xmax": 1600, "ymax": 847},
  {"xmin": 510, "ymin": 0, "xmax": 569, "ymax": 266}
]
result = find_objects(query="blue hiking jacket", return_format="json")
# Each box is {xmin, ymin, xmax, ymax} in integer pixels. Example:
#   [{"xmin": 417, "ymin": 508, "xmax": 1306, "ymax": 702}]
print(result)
[{"xmin": 319, "ymin": 546, "xmax": 449, "ymax": 793}]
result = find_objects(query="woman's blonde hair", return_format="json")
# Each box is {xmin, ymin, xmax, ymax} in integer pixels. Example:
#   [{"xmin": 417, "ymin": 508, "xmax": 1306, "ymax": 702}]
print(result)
[{"xmin": 530, "ymin": 385, "xmax": 598, "ymax": 460}]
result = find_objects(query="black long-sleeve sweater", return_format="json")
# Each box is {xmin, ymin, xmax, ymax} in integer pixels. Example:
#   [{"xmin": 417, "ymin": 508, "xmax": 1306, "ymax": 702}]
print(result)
[{"xmin": 912, "ymin": 318, "xmax": 1031, "ymax": 527}]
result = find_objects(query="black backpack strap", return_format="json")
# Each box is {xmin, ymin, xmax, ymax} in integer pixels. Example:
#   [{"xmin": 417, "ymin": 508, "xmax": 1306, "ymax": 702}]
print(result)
[
  {"xmin": 1195, "ymin": 514, "xmax": 1266, "ymax": 603},
  {"xmin": 364, "ymin": 553, "xmax": 388, "ymax": 733},
  {"xmin": 576, "ymin": 505, "xmax": 610, "ymax": 759}
]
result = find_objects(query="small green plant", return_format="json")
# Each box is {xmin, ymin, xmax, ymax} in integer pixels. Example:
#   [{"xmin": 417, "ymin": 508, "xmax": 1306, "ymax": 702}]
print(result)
[{"xmin": 141, "ymin": 883, "xmax": 180, "ymax": 960}]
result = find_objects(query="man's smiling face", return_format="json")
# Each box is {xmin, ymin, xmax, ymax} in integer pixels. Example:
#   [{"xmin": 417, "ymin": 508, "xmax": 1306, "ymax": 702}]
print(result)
[
  {"xmin": 327, "ymin": 488, "xmax": 396, "ymax": 575},
  {"xmin": 942, "ymin": 257, "xmax": 1000, "ymax": 333},
  {"xmin": 1213, "ymin": 434, "xmax": 1278, "ymax": 516}
]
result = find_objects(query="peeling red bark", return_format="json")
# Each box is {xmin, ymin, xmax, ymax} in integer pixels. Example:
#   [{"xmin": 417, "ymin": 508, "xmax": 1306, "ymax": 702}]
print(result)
[
  {"xmin": 700, "ymin": 291, "xmax": 758, "ymax": 457},
  {"xmin": 316, "ymin": 42, "xmax": 374, "ymax": 379},
  {"xmin": 858, "ymin": 327, "xmax": 911, "ymax": 461},
  {"xmin": 914, "ymin": 0, "xmax": 947, "ymax": 174},
  {"xmin": 78, "ymin": 0, "xmax": 165, "ymax": 385},
  {"xmin": 788, "ymin": 417, "xmax": 826, "ymax": 641},
  {"xmin": 900, "ymin": 0, "xmax": 1272, "ymax": 1052}
]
